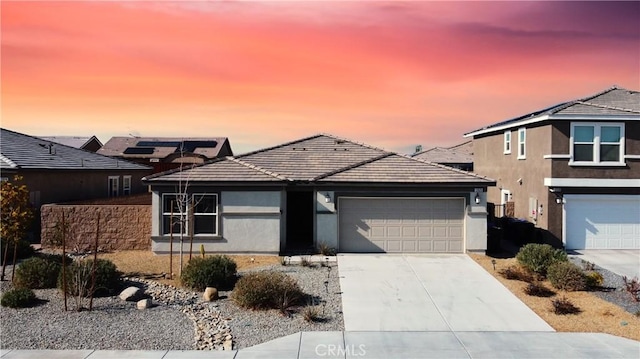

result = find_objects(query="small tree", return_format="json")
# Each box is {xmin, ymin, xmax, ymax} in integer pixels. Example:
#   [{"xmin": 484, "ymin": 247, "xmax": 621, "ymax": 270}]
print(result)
[{"xmin": 1, "ymin": 176, "xmax": 35, "ymax": 281}]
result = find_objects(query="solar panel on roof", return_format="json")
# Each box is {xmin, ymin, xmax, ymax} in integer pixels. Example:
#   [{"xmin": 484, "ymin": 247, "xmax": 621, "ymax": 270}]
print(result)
[
  {"xmin": 124, "ymin": 147, "xmax": 155, "ymax": 155},
  {"xmin": 181, "ymin": 141, "xmax": 218, "ymax": 152}
]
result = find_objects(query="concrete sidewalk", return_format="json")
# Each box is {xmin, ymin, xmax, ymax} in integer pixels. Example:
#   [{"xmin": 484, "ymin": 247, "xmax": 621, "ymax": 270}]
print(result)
[
  {"xmin": 338, "ymin": 254, "xmax": 553, "ymax": 332},
  {"xmin": 2, "ymin": 331, "xmax": 639, "ymax": 358}
]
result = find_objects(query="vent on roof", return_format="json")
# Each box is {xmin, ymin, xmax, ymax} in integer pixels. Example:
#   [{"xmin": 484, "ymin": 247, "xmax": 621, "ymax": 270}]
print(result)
[
  {"xmin": 124, "ymin": 147, "xmax": 155, "ymax": 155},
  {"xmin": 292, "ymin": 147, "xmax": 307, "ymax": 151}
]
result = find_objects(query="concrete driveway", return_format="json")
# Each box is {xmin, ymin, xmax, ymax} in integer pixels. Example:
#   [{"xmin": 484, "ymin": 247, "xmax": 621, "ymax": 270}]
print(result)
[
  {"xmin": 338, "ymin": 254, "xmax": 554, "ymax": 332},
  {"xmin": 571, "ymin": 250, "xmax": 640, "ymax": 279}
]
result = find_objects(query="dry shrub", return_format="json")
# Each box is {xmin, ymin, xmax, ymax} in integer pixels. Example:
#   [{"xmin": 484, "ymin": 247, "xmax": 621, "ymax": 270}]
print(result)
[
  {"xmin": 547, "ymin": 262, "xmax": 586, "ymax": 292},
  {"xmin": 499, "ymin": 265, "xmax": 534, "ymax": 283},
  {"xmin": 551, "ymin": 296, "xmax": 581, "ymax": 315},
  {"xmin": 231, "ymin": 271, "xmax": 305, "ymax": 314},
  {"xmin": 524, "ymin": 282, "xmax": 556, "ymax": 297}
]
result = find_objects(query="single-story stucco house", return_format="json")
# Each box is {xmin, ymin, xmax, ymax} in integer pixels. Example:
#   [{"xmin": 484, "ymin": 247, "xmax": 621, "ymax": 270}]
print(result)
[{"xmin": 143, "ymin": 134, "xmax": 496, "ymax": 254}]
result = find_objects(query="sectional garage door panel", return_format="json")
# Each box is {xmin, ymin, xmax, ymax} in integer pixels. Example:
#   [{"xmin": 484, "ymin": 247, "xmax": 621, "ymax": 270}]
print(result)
[
  {"xmin": 565, "ymin": 195, "xmax": 640, "ymax": 250},
  {"xmin": 339, "ymin": 198, "xmax": 465, "ymax": 253}
]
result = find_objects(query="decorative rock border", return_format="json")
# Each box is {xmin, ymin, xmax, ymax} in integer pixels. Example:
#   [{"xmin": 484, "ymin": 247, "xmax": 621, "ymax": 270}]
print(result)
[{"xmin": 124, "ymin": 277, "xmax": 232, "ymax": 350}]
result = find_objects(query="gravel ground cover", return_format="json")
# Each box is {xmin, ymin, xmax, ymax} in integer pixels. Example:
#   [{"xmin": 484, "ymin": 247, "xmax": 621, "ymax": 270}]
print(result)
[
  {"xmin": 218, "ymin": 262, "xmax": 344, "ymax": 349},
  {"xmin": 568, "ymin": 256, "xmax": 640, "ymax": 315},
  {"xmin": 0, "ymin": 259, "xmax": 343, "ymax": 350}
]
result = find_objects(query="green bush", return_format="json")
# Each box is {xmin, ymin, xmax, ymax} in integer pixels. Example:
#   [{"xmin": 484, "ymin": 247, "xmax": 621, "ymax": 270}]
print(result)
[
  {"xmin": 58, "ymin": 258, "xmax": 121, "ymax": 297},
  {"xmin": 547, "ymin": 262, "xmax": 587, "ymax": 292},
  {"xmin": 231, "ymin": 271, "xmax": 305, "ymax": 313},
  {"xmin": 35, "ymin": 252, "xmax": 73, "ymax": 265},
  {"xmin": 1, "ymin": 288, "xmax": 37, "ymax": 308},
  {"xmin": 181, "ymin": 255, "xmax": 237, "ymax": 291},
  {"xmin": 584, "ymin": 271, "xmax": 604, "ymax": 289},
  {"xmin": 0, "ymin": 240, "xmax": 34, "ymax": 264},
  {"xmin": 516, "ymin": 243, "xmax": 567, "ymax": 276},
  {"xmin": 14, "ymin": 257, "xmax": 61, "ymax": 289}
]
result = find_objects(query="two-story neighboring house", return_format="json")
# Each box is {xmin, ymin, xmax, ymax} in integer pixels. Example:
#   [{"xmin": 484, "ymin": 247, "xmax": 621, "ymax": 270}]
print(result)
[
  {"xmin": 464, "ymin": 87, "xmax": 640, "ymax": 250},
  {"xmin": 1, "ymin": 128, "xmax": 152, "ymax": 241}
]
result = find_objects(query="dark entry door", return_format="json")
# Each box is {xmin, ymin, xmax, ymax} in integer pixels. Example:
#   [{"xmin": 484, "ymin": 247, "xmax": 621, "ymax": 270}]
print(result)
[{"xmin": 286, "ymin": 191, "xmax": 314, "ymax": 251}]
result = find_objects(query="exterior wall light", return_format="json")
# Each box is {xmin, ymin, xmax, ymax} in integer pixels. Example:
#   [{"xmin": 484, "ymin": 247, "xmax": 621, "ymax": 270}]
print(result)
[
  {"xmin": 474, "ymin": 193, "xmax": 481, "ymax": 204},
  {"xmin": 324, "ymin": 193, "xmax": 332, "ymax": 203}
]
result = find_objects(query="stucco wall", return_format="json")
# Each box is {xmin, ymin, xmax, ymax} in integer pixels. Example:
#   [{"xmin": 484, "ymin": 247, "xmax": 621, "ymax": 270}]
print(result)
[
  {"xmin": 316, "ymin": 191, "xmax": 338, "ymax": 249},
  {"xmin": 41, "ymin": 204, "xmax": 151, "ymax": 251},
  {"xmin": 466, "ymin": 191, "xmax": 488, "ymax": 251},
  {"xmin": 473, "ymin": 124, "xmax": 552, "ymax": 231},
  {"xmin": 151, "ymin": 190, "xmax": 282, "ymax": 254}
]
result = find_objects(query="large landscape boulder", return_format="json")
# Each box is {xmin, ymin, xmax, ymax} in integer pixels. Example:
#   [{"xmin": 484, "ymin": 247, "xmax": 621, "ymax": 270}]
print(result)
[
  {"xmin": 119, "ymin": 286, "xmax": 144, "ymax": 301},
  {"xmin": 203, "ymin": 287, "xmax": 219, "ymax": 301}
]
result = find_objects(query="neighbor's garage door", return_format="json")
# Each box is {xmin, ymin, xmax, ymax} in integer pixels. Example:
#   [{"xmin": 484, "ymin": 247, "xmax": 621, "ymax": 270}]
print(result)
[
  {"xmin": 565, "ymin": 195, "xmax": 640, "ymax": 250},
  {"xmin": 339, "ymin": 198, "xmax": 465, "ymax": 253}
]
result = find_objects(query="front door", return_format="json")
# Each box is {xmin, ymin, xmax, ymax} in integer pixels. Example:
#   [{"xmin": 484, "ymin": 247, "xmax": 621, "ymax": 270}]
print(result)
[{"xmin": 286, "ymin": 191, "xmax": 314, "ymax": 252}]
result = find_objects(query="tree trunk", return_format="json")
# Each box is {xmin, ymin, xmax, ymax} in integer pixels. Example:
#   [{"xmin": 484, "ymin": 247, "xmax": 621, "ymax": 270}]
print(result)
[
  {"xmin": 62, "ymin": 211, "xmax": 68, "ymax": 311},
  {"xmin": 11, "ymin": 239, "xmax": 18, "ymax": 284},
  {"xmin": 1, "ymin": 238, "xmax": 10, "ymax": 281},
  {"xmin": 89, "ymin": 216, "xmax": 99, "ymax": 311},
  {"xmin": 169, "ymin": 203, "xmax": 174, "ymax": 280}
]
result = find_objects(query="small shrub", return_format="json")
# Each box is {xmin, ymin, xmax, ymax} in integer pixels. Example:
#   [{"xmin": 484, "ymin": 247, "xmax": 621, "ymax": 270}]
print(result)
[
  {"xmin": 1, "ymin": 288, "xmax": 36, "ymax": 308},
  {"xmin": 581, "ymin": 260, "xmax": 595, "ymax": 271},
  {"xmin": 622, "ymin": 276, "xmax": 640, "ymax": 302},
  {"xmin": 36, "ymin": 252, "xmax": 73, "ymax": 265},
  {"xmin": 181, "ymin": 255, "xmax": 237, "ymax": 291},
  {"xmin": 232, "ymin": 271, "xmax": 305, "ymax": 313},
  {"xmin": 584, "ymin": 271, "xmax": 604, "ymax": 289},
  {"xmin": 551, "ymin": 296, "xmax": 581, "ymax": 315},
  {"xmin": 516, "ymin": 243, "xmax": 567, "ymax": 277},
  {"xmin": 302, "ymin": 305, "xmax": 324, "ymax": 322},
  {"xmin": 58, "ymin": 258, "xmax": 121, "ymax": 297},
  {"xmin": 524, "ymin": 282, "xmax": 556, "ymax": 297},
  {"xmin": 317, "ymin": 242, "xmax": 336, "ymax": 256},
  {"xmin": 0, "ymin": 240, "xmax": 34, "ymax": 264},
  {"xmin": 547, "ymin": 262, "xmax": 587, "ymax": 292},
  {"xmin": 499, "ymin": 265, "xmax": 534, "ymax": 283},
  {"xmin": 14, "ymin": 257, "xmax": 61, "ymax": 289}
]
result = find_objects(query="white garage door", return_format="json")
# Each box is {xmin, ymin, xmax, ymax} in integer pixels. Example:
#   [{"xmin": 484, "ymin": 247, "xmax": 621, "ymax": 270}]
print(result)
[
  {"xmin": 339, "ymin": 198, "xmax": 465, "ymax": 253},
  {"xmin": 565, "ymin": 195, "xmax": 640, "ymax": 250}
]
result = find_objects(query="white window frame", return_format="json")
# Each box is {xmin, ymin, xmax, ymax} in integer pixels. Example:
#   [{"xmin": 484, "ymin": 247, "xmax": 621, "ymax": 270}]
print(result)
[
  {"xmin": 192, "ymin": 193, "xmax": 218, "ymax": 236},
  {"xmin": 108, "ymin": 176, "xmax": 119, "ymax": 197},
  {"xmin": 123, "ymin": 176, "xmax": 132, "ymax": 195},
  {"xmin": 503, "ymin": 131, "xmax": 511, "ymax": 154},
  {"xmin": 569, "ymin": 122, "xmax": 625, "ymax": 166},
  {"xmin": 161, "ymin": 193, "xmax": 218, "ymax": 236},
  {"xmin": 517, "ymin": 128, "xmax": 526, "ymax": 159}
]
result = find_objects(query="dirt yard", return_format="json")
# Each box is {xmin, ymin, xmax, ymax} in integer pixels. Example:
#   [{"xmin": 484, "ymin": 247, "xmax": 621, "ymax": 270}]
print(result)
[
  {"xmin": 468, "ymin": 253, "xmax": 640, "ymax": 342},
  {"xmin": 97, "ymin": 250, "xmax": 280, "ymax": 287}
]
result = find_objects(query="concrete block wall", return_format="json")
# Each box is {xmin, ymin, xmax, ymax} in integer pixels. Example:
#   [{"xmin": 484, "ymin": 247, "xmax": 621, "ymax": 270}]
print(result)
[{"xmin": 41, "ymin": 204, "xmax": 151, "ymax": 251}]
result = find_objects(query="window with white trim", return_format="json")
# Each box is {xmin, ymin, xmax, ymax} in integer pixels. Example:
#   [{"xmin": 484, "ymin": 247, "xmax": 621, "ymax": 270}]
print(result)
[
  {"xmin": 503, "ymin": 131, "xmax": 511, "ymax": 154},
  {"xmin": 108, "ymin": 176, "xmax": 119, "ymax": 197},
  {"xmin": 123, "ymin": 176, "xmax": 132, "ymax": 195},
  {"xmin": 517, "ymin": 128, "xmax": 526, "ymax": 159},
  {"xmin": 570, "ymin": 123, "xmax": 624, "ymax": 165},
  {"xmin": 162, "ymin": 193, "xmax": 218, "ymax": 236}
]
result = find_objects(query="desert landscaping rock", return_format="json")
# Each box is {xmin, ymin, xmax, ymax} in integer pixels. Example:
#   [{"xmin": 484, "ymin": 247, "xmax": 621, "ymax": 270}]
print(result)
[
  {"xmin": 119, "ymin": 286, "xmax": 143, "ymax": 301},
  {"xmin": 136, "ymin": 298, "xmax": 152, "ymax": 310},
  {"xmin": 203, "ymin": 287, "xmax": 218, "ymax": 301}
]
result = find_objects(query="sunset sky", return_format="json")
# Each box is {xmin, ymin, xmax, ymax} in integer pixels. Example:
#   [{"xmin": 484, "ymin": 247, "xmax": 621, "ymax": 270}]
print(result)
[{"xmin": 2, "ymin": 1, "xmax": 639, "ymax": 154}]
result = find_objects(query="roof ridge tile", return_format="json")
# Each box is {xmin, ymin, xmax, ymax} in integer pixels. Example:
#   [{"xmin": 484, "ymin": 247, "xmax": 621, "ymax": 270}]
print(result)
[
  {"xmin": 229, "ymin": 157, "xmax": 291, "ymax": 181},
  {"xmin": 311, "ymin": 153, "xmax": 394, "ymax": 181},
  {"xmin": 574, "ymin": 100, "xmax": 640, "ymax": 114}
]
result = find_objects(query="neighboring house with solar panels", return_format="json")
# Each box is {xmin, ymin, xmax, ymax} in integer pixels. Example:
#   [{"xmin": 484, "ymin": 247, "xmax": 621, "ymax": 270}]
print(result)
[
  {"xmin": 39, "ymin": 135, "xmax": 103, "ymax": 152},
  {"xmin": 98, "ymin": 136, "xmax": 233, "ymax": 173},
  {"xmin": 1, "ymin": 128, "xmax": 152, "ymax": 241}
]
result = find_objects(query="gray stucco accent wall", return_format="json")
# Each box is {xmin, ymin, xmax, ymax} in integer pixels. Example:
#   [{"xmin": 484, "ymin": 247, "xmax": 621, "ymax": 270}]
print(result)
[{"xmin": 151, "ymin": 190, "xmax": 282, "ymax": 254}]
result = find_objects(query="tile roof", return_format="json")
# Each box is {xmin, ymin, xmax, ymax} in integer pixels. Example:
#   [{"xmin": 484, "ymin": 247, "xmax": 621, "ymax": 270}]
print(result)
[
  {"xmin": 465, "ymin": 86, "xmax": 640, "ymax": 137},
  {"xmin": 1, "ymin": 128, "xmax": 150, "ymax": 170},
  {"xmin": 412, "ymin": 141, "xmax": 473, "ymax": 164},
  {"xmin": 146, "ymin": 134, "xmax": 494, "ymax": 185},
  {"xmin": 39, "ymin": 136, "xmax": 102, "ymax": 149},
  {"xmin": 98, "ymin": 136, "xmax": 230, "ymax": 159}
]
